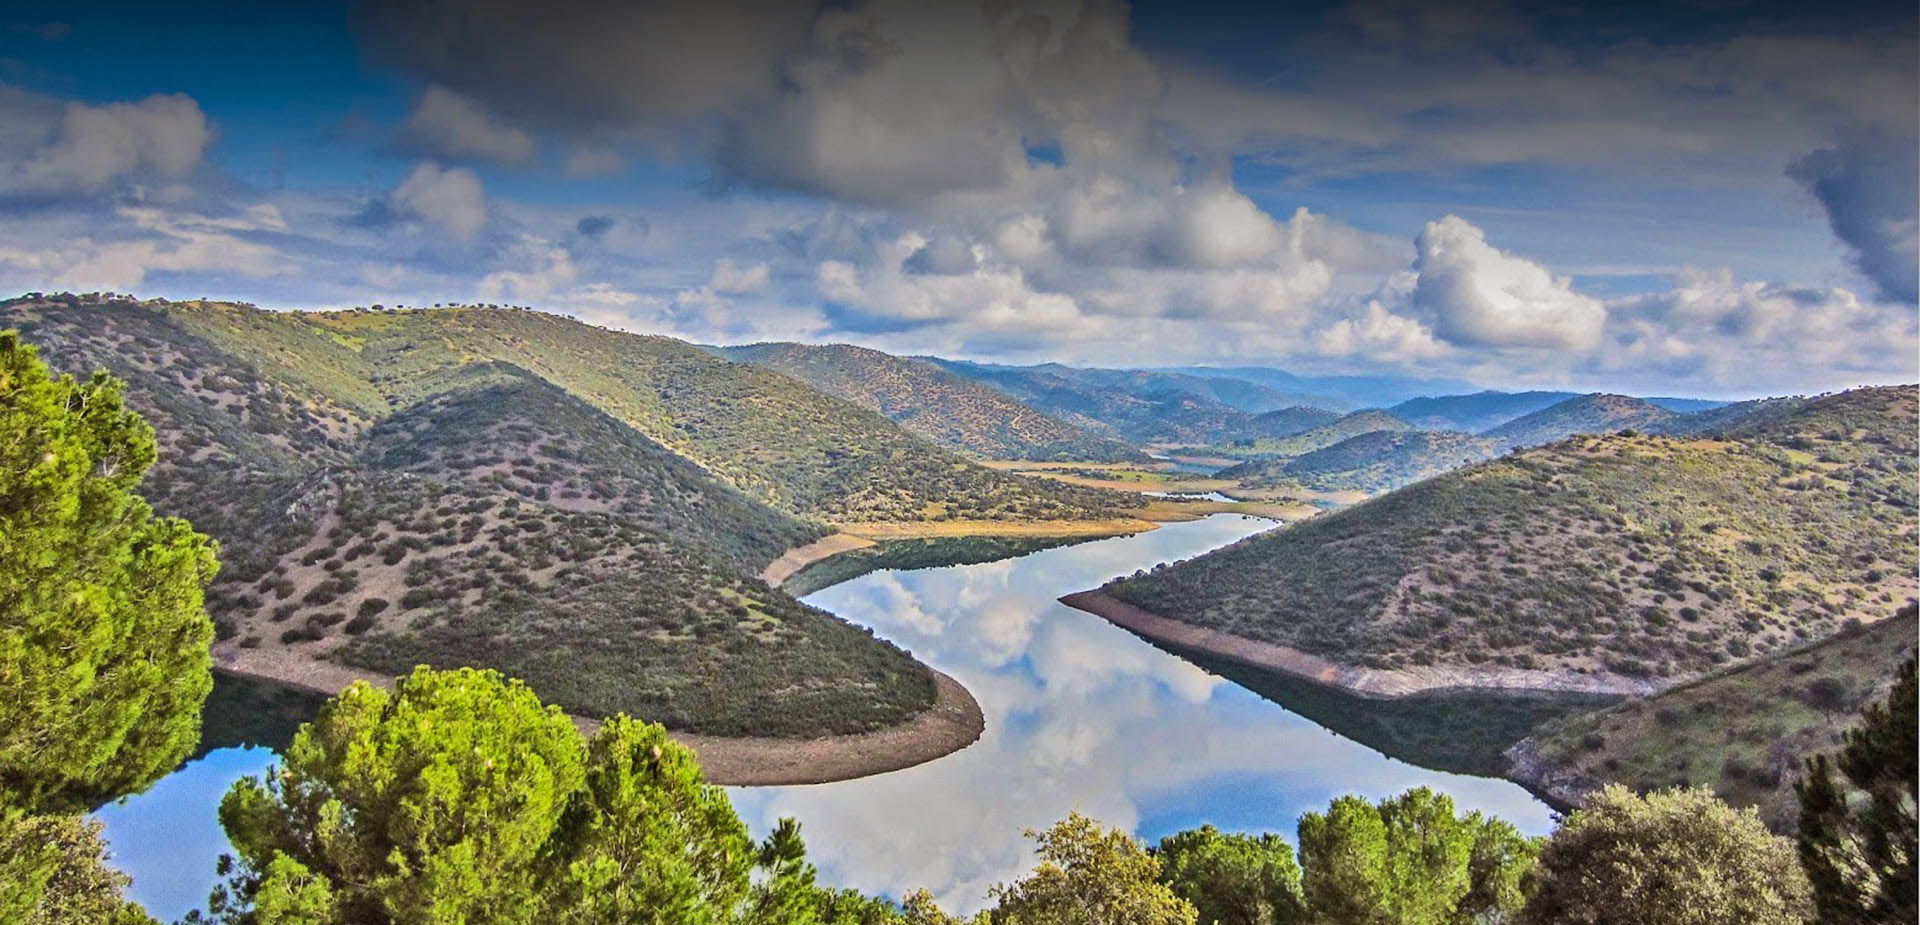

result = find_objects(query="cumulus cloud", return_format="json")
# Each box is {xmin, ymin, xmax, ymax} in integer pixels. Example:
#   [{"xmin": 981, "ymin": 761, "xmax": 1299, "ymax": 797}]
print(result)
[
  {"xmin": 398, "ymin": 85, "xmax": 536, "ymax": 164},
  {"xmin": 3, "ymin": 93, "xmax": 210, "ymax": 197},
  {"xmin": 709, "ymin": 258, "xmax": 770, "ymax": 295},
  {"xmin": 1410, "ymin": 215, "xmax": 1607, "ymax": 351},
  {"xmin": 1787, "ymin": 131, "xmax": 1920, "ymax": 303},
  {"xmin": 1600, "ymin": 266, "xmax": 1916, "ymax": 392},
  {"xmin": 0, "ymin": 206, "xmax": 280, "ymax": 289},
  {"xmin": 477, "ymin": 234, "xmax": 576, "ymax": 302},
  {"xmin": 369, "ymin": 162, "xmax": 488, "ymax": 240}
]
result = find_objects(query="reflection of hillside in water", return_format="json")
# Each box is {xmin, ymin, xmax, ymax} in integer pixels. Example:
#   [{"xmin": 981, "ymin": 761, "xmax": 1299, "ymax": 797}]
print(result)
[
  {"xmin": 191, "ymin": 673, "xmax": 329, "ymax": 762},
  {"xmin": 731, "ymin": 515, "xmax": 1557, "ymax": 915},
  {"xmin": 1153, "ymin": 644, "xmax": 1617, "ymax": 781}
]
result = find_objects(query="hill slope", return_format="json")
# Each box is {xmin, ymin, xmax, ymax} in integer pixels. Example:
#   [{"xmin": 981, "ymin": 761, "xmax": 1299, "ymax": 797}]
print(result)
[
  {"xmin": 1516, "ymin": 606, "xmax": 1916, "ymax": 831},
  {"xmin": 1231, "ymin": 409, "xmax": 1413, "ymax": 458},
  {"xmin": 1094, "ymin": 386, "xmax": 1918, "ymax": 687},
  {"xmin": 718, "ymin": 342, "xmax": 1142, "ymax": 462},
  {"xmin": 4, "ymin": 294, "xmax": 1130, "ymax": 738},
  {"xmin": 1225, "ymin": 430, "xmax": 1502, "ymax": 495},
  {"xmin": 926, "ymin": 358, "xmax": 1262, "ymax": 445},
  {"xmin": 1483, "ymin": 393, "xmax": 1679, "ymax": 448},
  {"xmin": 1390, "ymin": 390, "xmax": 1580, "ymax": 432}
]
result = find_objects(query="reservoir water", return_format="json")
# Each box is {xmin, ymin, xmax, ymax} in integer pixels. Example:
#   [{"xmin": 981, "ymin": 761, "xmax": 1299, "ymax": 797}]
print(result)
[{"xmin": 97, "ymin": 514, "xmax": 1566, "ymax": 919}]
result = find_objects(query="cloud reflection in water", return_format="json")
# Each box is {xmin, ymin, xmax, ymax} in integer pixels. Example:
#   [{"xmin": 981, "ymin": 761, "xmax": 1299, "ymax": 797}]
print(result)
[{"xmin": 728, "ymin": 515, "xmax": 1558, "ymax": 913}]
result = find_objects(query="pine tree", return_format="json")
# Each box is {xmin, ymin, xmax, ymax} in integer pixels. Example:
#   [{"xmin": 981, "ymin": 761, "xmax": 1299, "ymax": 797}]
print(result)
[{"xmin": 1796, "ymin": 647, "xmax": 1917, "ymax": 924}]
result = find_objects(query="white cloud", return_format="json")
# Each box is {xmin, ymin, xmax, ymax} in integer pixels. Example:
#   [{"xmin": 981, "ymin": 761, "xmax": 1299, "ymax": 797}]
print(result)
[
  {"xmin": 476, "ymin": 235, "xmax": 577, "ymax": 302},
  {"xmin": 709, "ymin": 258, "xmax": 771, "ymax": 295},
  {"xmin": 0, "ymin": 206, "xmax": 280, "ymax": 290},
  {"xmin": 1410, "ymin": 215, "xmax": 1607, "ymax": 351},
  {"xmin": 399, "ymin": 86, "xmax": 535, "ymax": 165},
  {"xmin": 6, "ymin": 93, "xmax": 210, "ymax": 196},
  {"xmin": 386, "ymin": 162, "xmax": 487, "ymax": 240}
]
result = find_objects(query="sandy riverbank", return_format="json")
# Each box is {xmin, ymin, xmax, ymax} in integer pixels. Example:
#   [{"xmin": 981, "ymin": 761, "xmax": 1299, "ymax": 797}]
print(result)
[
  {"xmin": 1058, "ymin": 590, "xmax": 1660, "ymax": 699},
  {"xmin": 210, "ymin": 646, "xmax": 984, "ymax": 787},
  {"xmin": 760, "ymin": 532, "xmax": 877, "ymax": 586}
]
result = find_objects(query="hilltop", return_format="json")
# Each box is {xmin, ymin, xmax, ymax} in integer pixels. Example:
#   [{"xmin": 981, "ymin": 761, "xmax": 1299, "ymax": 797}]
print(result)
[
  {"xmin": 1483, "ymin": 393, "xmax": 1679, "ymax": 448},
  {"xmin": 2, "ymin": 294, "xmax": 1139, "ymax": 746},
  {"xmin": 717, "ymin": 342, "xmax": 1142, "ymax": 462},
  {"xmin": 1079, "ymin": 386, "xmax": 1917, "ymax": 694},
  {"xmin": 1225, "ymin": 430, "xmax": 1502, "ymax": 495}
]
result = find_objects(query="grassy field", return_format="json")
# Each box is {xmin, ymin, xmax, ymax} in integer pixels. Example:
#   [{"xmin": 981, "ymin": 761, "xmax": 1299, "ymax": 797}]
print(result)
[
  {"xmin": 1102, "ymin": 387, "xmax": 1918, "ymax": 683},
  {"xmin": 1526, "ymin": 606, "xmax": 1916, "ymax": 830}
]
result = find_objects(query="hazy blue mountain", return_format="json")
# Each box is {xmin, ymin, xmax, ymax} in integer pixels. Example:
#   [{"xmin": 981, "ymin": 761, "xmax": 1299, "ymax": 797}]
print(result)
[{"xmin": 1155, "ymin": 365, "xmax": 1479, "ymax": 409}]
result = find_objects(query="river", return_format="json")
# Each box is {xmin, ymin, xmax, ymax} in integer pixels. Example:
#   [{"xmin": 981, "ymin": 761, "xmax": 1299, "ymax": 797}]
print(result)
[{"xmin": 96, "ymin": 514, "xmax": 1567, "ymax": 919}]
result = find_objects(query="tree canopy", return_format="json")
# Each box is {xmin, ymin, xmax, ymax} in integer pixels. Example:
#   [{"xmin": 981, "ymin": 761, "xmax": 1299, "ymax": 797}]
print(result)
[
  {"xmin": 1154, "ymin": 825, "xmax": 1306, "ymax": 925},
  {"xmin": 1296, "ymin": 786, "xmax": 1538, "ymax": 924},
  {"xmin": 988, "ymin": 813, "xmax": 1197, "ymax": 925},
  {"xmin": 1519, "ymin": 785, "xmax": 1812, "ymax": 925},
  {"xmin": 0, "ymin": 331, "xmax": 220, "ymax": 817}
]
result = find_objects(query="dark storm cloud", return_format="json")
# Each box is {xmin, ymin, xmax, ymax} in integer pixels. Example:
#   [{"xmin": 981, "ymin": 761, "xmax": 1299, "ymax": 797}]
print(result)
[
  {"xmin": 1787, "ymin": 131, "xmax": 1920, "ymax": 303},
  {"xmin": 350, "ymin": 0, "xmax": 818, "ymax": 129}
]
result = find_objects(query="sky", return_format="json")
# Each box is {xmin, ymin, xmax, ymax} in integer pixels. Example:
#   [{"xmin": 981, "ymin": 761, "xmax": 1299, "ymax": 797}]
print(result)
[{"xmin": 0, "ymin": 0, "xmax": 1914, "ymax": 397}]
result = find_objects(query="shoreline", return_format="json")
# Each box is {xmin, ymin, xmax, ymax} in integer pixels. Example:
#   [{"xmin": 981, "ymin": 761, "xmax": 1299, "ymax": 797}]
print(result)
[
  {"xmin": 209, "ymin": 645, "xmax": 984, "ymax": 787},
  {"xmin": 761, "ymin": 532, "xmax": 877, "ymax": 586},
  {"xmin": 1058, "ymin": 590, "xmax": 1660, "ymax": 700}
]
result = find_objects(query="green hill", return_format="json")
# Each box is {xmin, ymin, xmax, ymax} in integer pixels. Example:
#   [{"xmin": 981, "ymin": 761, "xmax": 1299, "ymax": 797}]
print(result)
[
  {"xmin": 717, "ymin": 342, "xmax": 1143, "ymax": 462},
  {"xmin": 1221, "ymin": 409, "xmax": 1412, "ymax": 459},
  {"xmin": 1245, "ymin": 405, "xmax": 1343, "ymax": 438},
  {"xmin": 925, "ymin": 358, "xmax": 1266, "ymax": 445},
  {"xmin": 1225, "ymin": 430, "xmax": 1502, "ymax": 495},
  {"xmin": 1655, "ymin": 396, "xmax": 1812, "ymax": 437},
  {"xmin": 1482, "ymin": 393, "xmax": 1679, "ymax": 448},
  {"xmin": 1099, "ymin": 386, "xmax": 1917, "ymax": 684},
  {"xmin": 1390, "ymin": 390, "xmax": 1580, "ymax": 432},
  {"xmin": 5, "ymin": 294, "xmax": 1134, "ymax": 737},
  {"xmin": 1517, "ymin": 605, "xmax": 1916, "ymax": 831}
]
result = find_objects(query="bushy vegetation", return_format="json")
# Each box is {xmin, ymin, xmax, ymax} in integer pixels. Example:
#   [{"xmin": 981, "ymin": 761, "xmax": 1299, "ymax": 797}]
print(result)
[
  {"xmin": 925, "ymin": 358, "xmax": 1278, "ymax": 446},
  {"xmin": 721, "ymin": 343, "xmax": 1144, "ymax": 463},
  {"xmin": 1106, "ymin": 387, "xmax": 1918, "ymax": 680},
  {"xmin": 1518, "ymin": 785, "xmax": 1812, "ymax": 924},
  {"xmin": 1528, "ymin": 605, "xmax": 1917, "ymax": 829},
  {"xmin": 7, "ymin": 295, "xmax": 1139, "ymax": 738}
]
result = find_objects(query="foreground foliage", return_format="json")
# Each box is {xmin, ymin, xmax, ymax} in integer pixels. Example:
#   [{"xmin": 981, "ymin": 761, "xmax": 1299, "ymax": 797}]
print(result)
[
  {"xmin": 0, "ymin": 332, "xmax": 220, "ymax": 818},
  {"xmin": 1519, "ymin": 785, "xmax": 1813, "ymax": 924},
  {"xmin": 1796, "ymin": 655, "xmax": 1917, "ymax": 924},
  {"xmin": 205, "ymin": 666, "xmax": 857, "ymax": 924}
]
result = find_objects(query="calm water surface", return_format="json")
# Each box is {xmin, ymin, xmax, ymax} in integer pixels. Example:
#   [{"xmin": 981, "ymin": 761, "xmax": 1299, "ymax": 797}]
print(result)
[{"xmin": 97, "ymin": 514, "xmax": 1557, "ymax": 919}]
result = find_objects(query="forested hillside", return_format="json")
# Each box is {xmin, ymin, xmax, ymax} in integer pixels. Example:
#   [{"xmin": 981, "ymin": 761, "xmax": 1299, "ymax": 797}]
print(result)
[
  {"xmin": 719, "ymin": 342, "xmax": 1143, "ymax": 461},
  {"xmin": 1101, "ymin": 386, "xmax": 1918, "ymax": 684}
]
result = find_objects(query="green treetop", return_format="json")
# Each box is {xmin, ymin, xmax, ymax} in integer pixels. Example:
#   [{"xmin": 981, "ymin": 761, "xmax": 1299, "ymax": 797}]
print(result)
[
  {"xmin": 1797, "ymin": 649, "xmax": 1917, "ymax": 925},
  {"xmin": 1518, "ymin": 785, "xmax": 1812, "ymax": 925},
  {"xmin": 1295, "ymin": 786, "xmax": 1538, "ymax": 924},
  {"xmin": 0, "ymin": 330, "xmax": 220, "ymax": 817}
]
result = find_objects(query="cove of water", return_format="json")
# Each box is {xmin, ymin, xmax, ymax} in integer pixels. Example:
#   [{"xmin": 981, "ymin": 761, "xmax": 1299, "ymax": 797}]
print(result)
[{"xmin": 96, "ymin": 514, "xmax": 1577, "ymax": 919}]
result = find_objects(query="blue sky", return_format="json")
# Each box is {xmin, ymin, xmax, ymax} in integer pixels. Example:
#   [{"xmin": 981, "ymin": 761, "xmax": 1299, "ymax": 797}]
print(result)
[{"xmin": 0, "ymin": 0, "xmax": 1914, "ymax": 396}]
